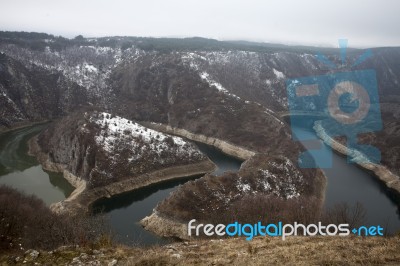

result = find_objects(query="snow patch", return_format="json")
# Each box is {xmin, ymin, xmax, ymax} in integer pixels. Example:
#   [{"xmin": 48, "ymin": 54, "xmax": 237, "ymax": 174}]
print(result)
[
  {"xmin": 200, "ymin": 71, "xmax": 240, "ymax": 100},
  {"xmin": 90, "ymin": 112, "xmax": 201, "ymax": 163},
  {"xmin": 84, "ymin": 64, "xmax": 98, "ymax": 73},
  {"xmin": 236, "ymin": 178, "xmax": 251, "ymax": 193},
  {"xmin": 273, "ymin": 68, "xmax": 285, "ymax": 79}
]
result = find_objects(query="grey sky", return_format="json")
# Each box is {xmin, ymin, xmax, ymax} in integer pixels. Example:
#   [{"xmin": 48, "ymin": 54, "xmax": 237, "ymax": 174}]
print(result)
[{"xmin": 0, "ymin": 0, "xmax": 399, "ymax": 48}]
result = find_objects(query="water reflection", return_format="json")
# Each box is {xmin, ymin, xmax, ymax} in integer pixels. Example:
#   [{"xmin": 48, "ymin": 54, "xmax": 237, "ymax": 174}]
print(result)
[
  {"xmin": 93, "ymin": 174, "xmax": 203, "ymax": 213},
  {"xmin": 0, "ymin": 124, "xmax": 74, "ymax": 205},
  {"xmin": 92, "ymin": 142, "xmax": 243, "ymax": 246},
  {"xmin": 290, "ymin": 117, "xmax": 400, "ymax": 234}
]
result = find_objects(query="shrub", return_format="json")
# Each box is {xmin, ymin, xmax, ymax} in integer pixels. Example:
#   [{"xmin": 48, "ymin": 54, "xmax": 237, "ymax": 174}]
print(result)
[
  {"xmin": 321, "ymin": 202, "xmax": 366, "ymax": 229},
  {"xmin": 0, "ymin": 185, "xmax": 111, "ymax": 252},
  {"xmin": 207, "ymin": 194, "xmax": 321, "ymax": 226}
]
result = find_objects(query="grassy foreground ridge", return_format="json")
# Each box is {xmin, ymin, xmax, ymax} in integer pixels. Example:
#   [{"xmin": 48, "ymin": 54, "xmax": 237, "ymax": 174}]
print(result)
[{"xmin": 2, "ymin": 235, "xmax": 400, "ymax": 265}]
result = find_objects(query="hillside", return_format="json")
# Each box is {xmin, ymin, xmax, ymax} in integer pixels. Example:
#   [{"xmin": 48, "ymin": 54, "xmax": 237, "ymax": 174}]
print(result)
[
  {"xmin": 1, "ymin": 32, "xmax": 400, "ymax": 262},
  {"xmin": 0, "ymin": 52, "xmax": 88, "ymax": 128},
  {"xmin": 1, "ymin": 33, "xmax": 400, "ymax": 175},
  {"xmin": 29, "ymin": 111, "xmax": 215, "ymax": 213},
  {"xmin": 142, "ymin": 154, "xmax": 324, "ymax": 239}
]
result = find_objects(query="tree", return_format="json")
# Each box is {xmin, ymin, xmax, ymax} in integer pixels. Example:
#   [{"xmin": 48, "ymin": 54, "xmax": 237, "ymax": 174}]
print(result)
[{"xmin": 74, "ymin": 35, "xmax": 85, "ymax": 41}]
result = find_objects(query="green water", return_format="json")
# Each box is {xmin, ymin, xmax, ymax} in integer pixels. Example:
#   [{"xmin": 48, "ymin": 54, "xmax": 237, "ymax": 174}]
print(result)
[{"xmin": 0, "ymin": 124, "xmax": 74, "ymax": 205}]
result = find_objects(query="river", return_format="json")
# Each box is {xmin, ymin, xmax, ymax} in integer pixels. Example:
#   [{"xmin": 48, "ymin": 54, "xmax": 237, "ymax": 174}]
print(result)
[
  {"xmin": 0, "ymin": 123, "xmax": 399, "ymax": 246},
  {"xmin": 0, "ymin": 124, "xmax": 74, "ymax": 205},
  {"xmin": 91, "ymin": 142, "xmax": 243, "ymax": 245},
  {"xmin": 290, "ymin": 117, "xmax": 400, "ymax": 234}
]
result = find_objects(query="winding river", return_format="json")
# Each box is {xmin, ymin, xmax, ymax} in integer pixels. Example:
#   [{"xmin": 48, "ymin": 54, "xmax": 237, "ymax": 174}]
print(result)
[
  {"xmin": 0, "ymin": 122, "xmax": 399, "ymax": 246},
  {"xmin": 92, "ymin": 142, "xmax": 243, "ymax": 245},
  {"xmin": 290, "ymin": 117, "xmax": 400, "ymax": 234},
  {"xmin": 0, "ymin": 124, "xmax": 74, "ymax": 205}
]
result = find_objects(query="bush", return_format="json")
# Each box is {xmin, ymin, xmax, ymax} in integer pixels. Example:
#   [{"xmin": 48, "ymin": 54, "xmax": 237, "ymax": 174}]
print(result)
[
  {"xmin": 207, "ymin": 194, "xmax": 321, "ymax": 226},
  {"xmin": 321, "ymin": 202, "xmax": 366, "ymax": 229},
  {"xmin": 0, "ymin": 185, "xmax": 111, "ymax": 252}
]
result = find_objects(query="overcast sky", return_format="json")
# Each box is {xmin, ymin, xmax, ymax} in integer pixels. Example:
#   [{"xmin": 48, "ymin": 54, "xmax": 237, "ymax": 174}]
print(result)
[{"xmin": 0, "ymin": 0, "xmax": 399, "ymax": 48}]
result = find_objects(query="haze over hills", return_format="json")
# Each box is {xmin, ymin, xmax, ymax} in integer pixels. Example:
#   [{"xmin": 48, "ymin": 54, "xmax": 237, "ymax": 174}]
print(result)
[
  {"xmin": 0, "ymin": 32, "xmax": 399, "ymax": 126},
  {"xmin": 0, "ymin": 32, "xmax": 399, "ymax": 173},
  {"xmin": 1, "ymin": 31, "xmax": 400, "ymax": 264}
]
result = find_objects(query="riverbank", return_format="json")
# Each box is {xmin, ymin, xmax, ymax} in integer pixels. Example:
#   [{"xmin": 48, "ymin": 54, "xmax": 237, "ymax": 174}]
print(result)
[
  {"xmin": 314, "ymin": 121, "xmax": 400, "ymax": 199},
  {"xmin": 141, "ymin": 168, "xmax": 327, "ymax": 241},
  {"xmin": 28, "ymin": 134, "xmax": 217, "ymax": 214},
  {"xmin": 140, "ymin": 123, "xmax": 327, "ymax": 241},
  {"xmin": 139, "ymin": 123, "xmax": 256, "ymax": 240},
  {"xmin": 141, "ymin": 211, "xmax": 189, "ymax": 240},
  {"xmin": 142, "ymin": 122, "xmax": 256, "ymax": 160},
  {"xmin": 0, "ymin": 120, "xmax": 51, "ymax": 134}
]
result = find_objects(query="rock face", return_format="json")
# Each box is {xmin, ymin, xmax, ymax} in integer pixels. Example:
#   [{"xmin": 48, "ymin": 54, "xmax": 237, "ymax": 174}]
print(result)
[
  {"xmin": 37, "ymin": 111, "xmax": 209, "ymax": 188},
  {"xmin": 0, "ymin": 52, "xmax": 88, "ymax": 129},
  {"xmin": 30, "ymin": 111, "xmax": 216, "ymax": 213}
]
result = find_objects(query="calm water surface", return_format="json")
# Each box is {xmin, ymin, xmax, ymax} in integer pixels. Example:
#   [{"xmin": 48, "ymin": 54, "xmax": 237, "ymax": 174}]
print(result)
[{"xmin": 0, "ymin": 124, "xmax": 74, "ymax": 205}]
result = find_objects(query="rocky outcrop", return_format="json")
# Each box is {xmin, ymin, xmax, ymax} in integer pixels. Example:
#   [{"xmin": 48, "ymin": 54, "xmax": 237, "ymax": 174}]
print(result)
[
  {"xmin": 314, "ymin": 121, "xmax": 400, "ymax": 197},
  {"xmin": 28, "ymin": 134, "xmax": 87, "ymax": 213},
  {"xmin": 36, "ymin": 111, "xmax": 212, "ymax": 187},
  {"xmin": 141, "ymin": 212, "xmax": 189, "ymax": 240},
  {"xmin": 28, "ymin": 111, "xmax": 217, "ymax": 214}
]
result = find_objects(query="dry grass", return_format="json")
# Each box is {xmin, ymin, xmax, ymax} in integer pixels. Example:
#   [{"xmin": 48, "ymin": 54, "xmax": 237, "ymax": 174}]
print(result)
[
  {"xmin": 126, "ymin": 236, "xmax": 400, "ymax": 265},
  {"xmin": 2, "ymin": 236, "xmax": 400, "ymax": 265}
]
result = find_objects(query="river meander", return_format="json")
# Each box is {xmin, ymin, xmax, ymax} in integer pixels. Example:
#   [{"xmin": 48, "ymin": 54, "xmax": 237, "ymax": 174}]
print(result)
[{"xmin": 1, "ymin": 122, "xmax": 399, "ymax": 246}]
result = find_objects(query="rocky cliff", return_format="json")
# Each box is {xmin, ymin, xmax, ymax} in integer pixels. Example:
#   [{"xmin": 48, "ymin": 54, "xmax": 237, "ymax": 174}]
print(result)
[
  {"xmin": 29, "ymin": 111, "xmax": 215, "ymax": 213},
  {"xmin": 0, "ymin": 52, "xmax": 88, "ymax": 129}
]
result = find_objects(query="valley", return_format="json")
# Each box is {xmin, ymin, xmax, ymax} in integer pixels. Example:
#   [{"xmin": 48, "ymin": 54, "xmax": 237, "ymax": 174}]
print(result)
[{"xmin": 1, "ymin": 32, "xmax": 400, "ymax": 261}]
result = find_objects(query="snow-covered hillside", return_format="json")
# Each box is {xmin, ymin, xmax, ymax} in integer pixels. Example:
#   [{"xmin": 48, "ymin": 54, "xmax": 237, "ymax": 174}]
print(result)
[
  {"xmin": 37, "ymin": 111, "xmax": 208, "ymax": 188},
  {"xmin": 236, "ymin": 157, "xmax": 303, "ymax": 200},
  {"xmin": 90, "ymin": 112, "xmax": 204, "ymax": 164},
  {"xmin": 155, "ymin": 153, "xmax": 310, "ymax": 222},
  {"xmin": 0, "ymin": 43, "xmax": 147, "ymax": 105},
  {"xmin": 179, "ymin": 50, "xmax": 324, "ymax": 109}
]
